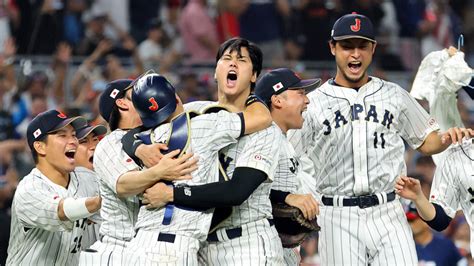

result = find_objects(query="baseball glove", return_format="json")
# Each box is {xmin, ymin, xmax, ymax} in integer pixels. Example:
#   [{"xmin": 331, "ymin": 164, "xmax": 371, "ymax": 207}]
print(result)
[{"xmin": 272, "ymin": 203, "xmax": 320, "ymax": 248}]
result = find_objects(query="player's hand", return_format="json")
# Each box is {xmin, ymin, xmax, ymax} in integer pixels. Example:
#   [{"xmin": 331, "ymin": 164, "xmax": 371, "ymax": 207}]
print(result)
[
  {"xmin": 153, "ymin": 150, "xmax": 198, "ymax": 181},
  {"xmin": 136, "ymin": 143, "xmax": 168, "ymax": 168},
  {"xmin": 394, "ymin": 176, "xmax": 423, "ymax": 201},
  {"xmin": 441, "ymin": 127, "xmax": 474, "ymax": 145},
  {"xmin": 142, "ymin": 182, "xmax": 173, "ymax": 209},
  {"xmin": 285, "ymin": 193, "xmax": 319, "ymax": 220}
]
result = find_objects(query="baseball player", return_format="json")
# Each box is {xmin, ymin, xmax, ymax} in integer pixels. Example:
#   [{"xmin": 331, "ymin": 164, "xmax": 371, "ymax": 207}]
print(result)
[
  {"xmin": 6, "ymin": 110, "xmax": 101, "ymax": 265},
  {"xmin": 79, "ymin": 79, "xmax": 198, "ymax": 265},
  {"xmin": 130, "ymin": 38, "xmax": 285, "ymax": 264},
  {"xmin": 73, "ymin": 123, "xmax": 107, "ymax": 249},
  {"xmin": 395, "ymin": 138, "xmax": 474, "ymax": 256},
  {"xmin": 122, "ymin": 72, "xmax": 273, "ymax": 265},
  {"xmin": 254, "ymin": 67, "xmax": 321, "ymax": 265},
  {"xmin": 287, "ymin": 13, "xmax": 473, "ymax": 265}
]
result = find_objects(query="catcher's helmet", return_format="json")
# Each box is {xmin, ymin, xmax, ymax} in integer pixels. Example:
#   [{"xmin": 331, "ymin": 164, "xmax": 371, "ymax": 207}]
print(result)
[{"xmin": 132, "ymin": 73, "xmax": 177, "ymax": 129}]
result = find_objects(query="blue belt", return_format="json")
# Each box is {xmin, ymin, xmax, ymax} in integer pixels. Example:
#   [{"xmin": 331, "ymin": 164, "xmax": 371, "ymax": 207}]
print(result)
[
  {"xmin": 321, "ymin": 191, "xmax": 396, "ymax": 209},
  {"xmin": 207, "ymin": 219, "xmax": 274, "ymax": 242},
  {"xmin": 157, "ymin": 233, "xmax": 176, "ymax": 243}
]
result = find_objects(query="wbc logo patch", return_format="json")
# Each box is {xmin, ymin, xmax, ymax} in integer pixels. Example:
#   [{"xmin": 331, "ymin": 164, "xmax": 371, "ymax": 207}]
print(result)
[
  {"xmin": 33, "ymin": 129, "xmax": 42, "ymax": 139},
  {"xmin": 110, "ymin": 89, "xmax": 120, "ymax": 99},
  {"xmin": 273, "ymin": 82, "xmax": 284, "ymax": 92}
]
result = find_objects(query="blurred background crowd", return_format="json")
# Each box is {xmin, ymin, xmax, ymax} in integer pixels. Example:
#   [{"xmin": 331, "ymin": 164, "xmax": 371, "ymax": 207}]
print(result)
[{"xmin": 0, "ymin": 0, "xmax": 473, "ymax": 265}]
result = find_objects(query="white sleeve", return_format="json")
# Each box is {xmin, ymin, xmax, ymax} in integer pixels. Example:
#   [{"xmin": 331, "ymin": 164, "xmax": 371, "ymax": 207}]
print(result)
[
  {"xmin": 14, "ymin": 183, "xmax": 73, "ymax": 231},
  {"xmin": 193, "ymin": 111, "xmax": 243, "ymax": 151},
  {"xmin": 398, "ymin": 88, "xmax": 440, "ymax": 149},
  {"xmin": 429, "ymin": 152, "xmax": 461, "ymax": 218},
  {"xmin": 94, "ymin": 133, "xmax": 140, "ymax": 195},
  {"xmin": 235, "ymin": 125, "xmax": 281, "ymax": 181}
]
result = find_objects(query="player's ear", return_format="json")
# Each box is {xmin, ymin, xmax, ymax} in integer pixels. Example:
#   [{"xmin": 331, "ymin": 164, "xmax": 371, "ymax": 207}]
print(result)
[
  {"xmin": 251, "ymin": 72, "xmax": 257, "ymax": 83},
  {"xmin": 34, "ymin": 141, "xmax": 46, "ymax": 156},
  {"xmin": 271, "ymin": 94, "xmax": 283, "ymax": 109},
  {"xmin": 329, "ymin": 40, "xmax": 336, "ymax": 56},
  {"xmin": 371, "ymin": 42, "xmax": 377, "ymax": 54},
  {"xmin": 115, "ymin": 98, "xmax": 129, "ymax": 111}
]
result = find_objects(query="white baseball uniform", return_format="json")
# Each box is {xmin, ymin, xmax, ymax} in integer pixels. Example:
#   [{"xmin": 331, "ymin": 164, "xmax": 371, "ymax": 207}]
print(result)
[
  {"xmin": 125, "ymin": 110, "xmax": 244, "ymax": 265},
  {"xmin": 271, "ymin": 131, "xmax": 304, "ymax": 266},
  {"xmin": 6, "ymin": 168, "xmax": 94, "ymax": 265},
  {"xmin": 74, "ymin": 166, "xmax": 102, "ymax": 250},
  {"xmin": 430, "ymin": 139, "xmax": 474, "ymax": 256},
  {"xmin": 79, "ymin": 129, "xmax": 141, "ymax": 266},
  {"xmin": 200, "ymin": 124, "xmax": 284, "ymax": 265},
  {"xmin": 185, "ymin": 101, "xmax": 285, "ymax": 265},
  {"xmin": 288, "ymin": 77, "xmax": 439, "ymax": 265}
]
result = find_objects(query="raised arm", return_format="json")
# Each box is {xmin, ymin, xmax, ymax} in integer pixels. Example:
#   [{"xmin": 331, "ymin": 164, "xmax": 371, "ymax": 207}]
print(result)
[
  {"xmin": 417, "ymin": 127, "xmax": 474, "ymax": 155},
  {"xmin": 241, "ymin": 95, "xmax": 272, "ymax": 134}
]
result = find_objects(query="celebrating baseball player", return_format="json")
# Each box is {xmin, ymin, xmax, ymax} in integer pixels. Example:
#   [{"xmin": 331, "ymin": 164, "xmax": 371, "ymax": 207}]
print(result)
[
  {"xmin": 79, "ymin": 79, "xmax": 198, "ymax": 265},
  {"xmin": 254, "ymin": 68, "xmax": 321, "ymax": 265},
  {"xmin": 128, "ymin": 38, "xmax": 285, "ymax": 264},
  {"xmin": 122, "ymin": 72, "xmax": 272, "ymax": 265},
  {"xmin": 73, "ymin": 123, "xmax": 107, "ymax": 250},
  {"xmin": 6, "ymin": 110, "xmax": 101, "ymax": 265},
  {"xmin": 395, "ymin": 139, "xmax": 474, "ymax": 256},
  {"xmin": 287, "ymin": 13, "xmax": 473, "ymax": 265}
]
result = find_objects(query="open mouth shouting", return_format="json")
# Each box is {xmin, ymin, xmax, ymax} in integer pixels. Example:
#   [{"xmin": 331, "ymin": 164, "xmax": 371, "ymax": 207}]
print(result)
[
  {"xmin": 65, "ymin": 149, "xmax": 76, "ymax": 163},
  {"xmin": 226, "ymin": 70, "xmax": 238, "ymax": 88},
  {"xmin": 348, "ymin": 61, "xmax": 362, "ymax": 75},
  {"xmin": 89, "ymin": 155, "xmax": 94, "ymax": 164}
]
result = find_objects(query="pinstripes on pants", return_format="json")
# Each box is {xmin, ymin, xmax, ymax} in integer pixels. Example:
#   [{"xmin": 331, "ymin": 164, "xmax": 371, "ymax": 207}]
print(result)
[
  {"xmin": 318, "ymin": 200, "xmax": 417, "ymax": 265},
  {"xmin": 125, "ymin": 230, "xmax": 200, "ymax": 266},
  {"xmin": 199, "ymin": 219, "xmax": 284, "ymax": 265}
]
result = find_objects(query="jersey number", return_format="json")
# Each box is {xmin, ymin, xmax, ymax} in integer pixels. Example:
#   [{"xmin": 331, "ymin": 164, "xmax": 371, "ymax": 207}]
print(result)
[
  {"xmin": 70, "ymin": 218, "xmax": 87, "ymax": 253},
  {"xmin": 373, "ymin": 132, "xmax": 386, "ymax": 149}
]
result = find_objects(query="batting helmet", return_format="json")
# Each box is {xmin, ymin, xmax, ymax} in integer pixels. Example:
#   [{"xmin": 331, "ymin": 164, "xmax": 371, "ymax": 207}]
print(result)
[{"xmin": 132, "ymin": 73, "xmax": 177, "ymax": 129}]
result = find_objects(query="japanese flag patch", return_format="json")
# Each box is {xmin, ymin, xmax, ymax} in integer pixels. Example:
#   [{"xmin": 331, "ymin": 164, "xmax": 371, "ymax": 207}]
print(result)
[
  {"xmin": 110, "ymin": 89, "xmax": 120, "ymax": 99},
  {"xmin": 273, "ymin": 82, "xmax": 284, "ymax": 92},
  {"xmin": 33, "ymin": 129, "xmax": 42, "ymax": 139}
]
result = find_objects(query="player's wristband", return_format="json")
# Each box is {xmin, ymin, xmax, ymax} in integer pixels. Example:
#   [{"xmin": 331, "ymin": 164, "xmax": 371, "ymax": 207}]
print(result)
[
  {"xmin": 63, "ymin": 197, "xmax": 92, "ymax": 221},
  {"xmin": 245, "ymin": 94, "xmax": 266, "ymax": 107}
]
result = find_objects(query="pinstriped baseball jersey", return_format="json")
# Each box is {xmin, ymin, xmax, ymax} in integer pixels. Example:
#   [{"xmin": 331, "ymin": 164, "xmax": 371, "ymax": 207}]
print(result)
[
  {"xmin": 183, "ymin": 100, "xmax": 215, "ymax": 113},
  {"xmin": 288, "ymin": 77, "xmax": 440, "ymax": 196},
  {"xmin": 217, "ymin": 123, "xmax": 281, "ymax": 229},
  {"xmin": 93, "ymin": 129, "xmax": 141, "ymax": 242},
  {"xmin": 6, "ymin": 168, "xmax": 92, "ymax": 265},
  {"xmin": 272, "ymin": 132, "xmax": 300, "ymax": 194},
  {"xmin": 184, "ymin": 101, "xmax": 282, "ymax": 228},
  {"xmin": 430, "ymin": 140, "xmax": 474, "ymax": 254},
  {"xmin": 74, "ymin": 166, "xmax": 101, "ymax": 249},
  {"xmin": 134, "ymin": 111, "xmax": 243, "ymax": 240}
]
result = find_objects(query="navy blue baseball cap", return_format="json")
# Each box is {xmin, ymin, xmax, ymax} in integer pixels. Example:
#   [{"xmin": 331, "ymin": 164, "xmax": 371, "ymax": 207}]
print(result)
[
  {"xmin": 255, "ymin": 68, "xmax": 321, "ymax": 104},
  {"xmin": 27, "ymin": 110, "xmax": 87, "ymax": 150},
  {"xmin": 76, "ymin": 124, "xmax": 107, "ymax": 140},
  {"xmin": 331, "ymin": 13, "xmax": 376, "ymax": 43},
  {"xmin": 99, "ymin": 79, "xmax": 134, "ymax": 122}
]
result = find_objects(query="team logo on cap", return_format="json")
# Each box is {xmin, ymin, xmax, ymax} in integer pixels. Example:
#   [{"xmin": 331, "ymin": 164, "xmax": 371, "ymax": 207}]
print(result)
[
  {"xmin": 350, "ymin": 18, "xmax": 361, "ymax": 32},
  {"xmin": 33, "ymin": 128, "xmax": 42, "ymax": 139},
  {"xmin": 57, "ymin": 111, "xmax": 67, "ymax": 118},
  {"xmin": 110, "ymin": 89, "xmax": 120, "ymax": 99},
  {"xmin": 148, "ymin": 97, "xmax": 159, "ymax": 111},
  {"xmin": 273, "ymin": 82, "xmax": 284, "ymax": 92}
]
